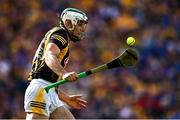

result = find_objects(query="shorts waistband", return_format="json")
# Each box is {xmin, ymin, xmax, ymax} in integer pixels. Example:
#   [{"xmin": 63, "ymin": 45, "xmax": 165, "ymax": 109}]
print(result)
[{"xmin": 31, "ymin": 78, "xmax": 52, "ymax": 85}]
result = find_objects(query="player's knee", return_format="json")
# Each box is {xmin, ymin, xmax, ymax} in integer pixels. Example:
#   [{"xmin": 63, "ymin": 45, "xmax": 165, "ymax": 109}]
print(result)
[{"xmin": 50, "ymin": 106, "xmax": 75, "ymax": 119}]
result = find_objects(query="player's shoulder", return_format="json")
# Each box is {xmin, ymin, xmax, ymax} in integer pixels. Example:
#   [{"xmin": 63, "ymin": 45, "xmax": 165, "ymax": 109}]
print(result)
[{"xmin": 50, "ymin": 27, "xmax": 68, "ymax": 46}]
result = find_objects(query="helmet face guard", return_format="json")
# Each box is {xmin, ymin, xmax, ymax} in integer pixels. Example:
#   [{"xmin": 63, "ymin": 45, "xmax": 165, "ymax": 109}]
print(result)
[{"xmin": 59, "ymin": 8, "xmax": 88, "ymax": 42}]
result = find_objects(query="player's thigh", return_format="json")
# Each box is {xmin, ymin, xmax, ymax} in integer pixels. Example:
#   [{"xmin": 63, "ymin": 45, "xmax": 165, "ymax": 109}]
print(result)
[
  {"xmin": 50, "ymin": 106, "xmax": 75, "ymax": 119},
  {"xmin": 26, "ymin": 112, "xmax": 49, "ymax": 120}
]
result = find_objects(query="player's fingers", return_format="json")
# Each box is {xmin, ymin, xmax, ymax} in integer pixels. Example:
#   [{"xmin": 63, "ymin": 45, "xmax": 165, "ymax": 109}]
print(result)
[
  {"xmin": 78, "ymin": 102, "xmax": 87, "ymax": 109},
  {"xmin": 72, "ymin": 73, "xmax": 78, "ymax": 80},
  {"xmin": 65, "ymin": 76, "xmax": 71, "ymax": 81},
  {"xmin": 77, "ymin": 98, "xmax": 88, "ymax": 104},
  {"xmin": 66, "ymin": 75, "xmax": 75, "ymax": 82},
  {"xmin": 71, "ymin": 95, "xmax": 82, "ymax": 98},
  {"xmin": 67, "ymin": 73, "xmax": 77, "ymax": 82},
  {"xmin": 63, "ymin": 72, "xmax": 78, "ymax": 82},
  {"xmin": 70, "ymin": 77, "xmax": 76, "ymax": 82},
  {"xmin": 74, "ymin": 72, "xmax": 78, "ymax": 79}
]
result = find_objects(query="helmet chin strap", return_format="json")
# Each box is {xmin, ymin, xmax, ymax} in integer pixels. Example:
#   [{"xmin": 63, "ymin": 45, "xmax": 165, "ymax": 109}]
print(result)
[
  {"xmin": 68, "ymin": 24, "xmax": 81, "ymax": 42},
  {"xmin": 59, "ymin": 18, "xmax": 81, "ymax": 42}
]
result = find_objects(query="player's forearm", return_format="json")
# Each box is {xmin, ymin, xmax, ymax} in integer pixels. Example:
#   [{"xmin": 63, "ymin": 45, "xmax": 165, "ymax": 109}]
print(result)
[{"xmin": 45, "ymin": 52, "xmax": 67, "ymax": 77}]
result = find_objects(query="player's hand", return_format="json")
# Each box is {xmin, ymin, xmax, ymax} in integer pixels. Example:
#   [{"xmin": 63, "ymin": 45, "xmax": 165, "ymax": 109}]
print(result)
[
  {"xmin": 62, "ymin": 72, "xmax": 78, "ymax": 82},
  {"xmin": 65, "ymin": 95, "xmax": 87, "ymax": 109}
]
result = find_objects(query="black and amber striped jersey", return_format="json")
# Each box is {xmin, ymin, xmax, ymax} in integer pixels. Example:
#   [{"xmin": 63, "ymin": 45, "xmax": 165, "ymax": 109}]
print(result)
[{"xmin": 28, "ymin": 27, "xmax": 70, "ymax": 83}]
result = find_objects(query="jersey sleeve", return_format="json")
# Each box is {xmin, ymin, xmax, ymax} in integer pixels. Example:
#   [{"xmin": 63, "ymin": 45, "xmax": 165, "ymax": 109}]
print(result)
[{"xmin": 49, "ymin": 30, "xmax": 68, "ymax": 49}]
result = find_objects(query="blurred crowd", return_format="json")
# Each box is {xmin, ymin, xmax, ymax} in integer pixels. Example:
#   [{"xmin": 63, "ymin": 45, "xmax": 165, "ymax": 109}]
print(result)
[{"xmin": 0, "ymin": 0, "xmax": 179, "ymax": 119}]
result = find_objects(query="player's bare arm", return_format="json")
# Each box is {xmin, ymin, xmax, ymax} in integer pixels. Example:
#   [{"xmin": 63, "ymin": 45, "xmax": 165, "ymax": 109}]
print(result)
[
  {"xmin": 45, "ymin": 42, "xmax": 78, "ymax": 82},
  {"xmin": 58, "ymin": 90, "xmax": 87, "ymax": 109}
]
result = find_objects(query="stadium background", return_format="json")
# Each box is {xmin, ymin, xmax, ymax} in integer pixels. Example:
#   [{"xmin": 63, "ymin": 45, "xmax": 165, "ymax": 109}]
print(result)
[{"xmin": 0, "ymin": 0, "xmax": 179, "ymax": 119}]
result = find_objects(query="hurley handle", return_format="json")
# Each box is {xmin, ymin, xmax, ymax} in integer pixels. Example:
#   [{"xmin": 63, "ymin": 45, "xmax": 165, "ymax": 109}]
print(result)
[{"xmin": 44, "ymin": 72, "xmax": 87, "ymax": 93}]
